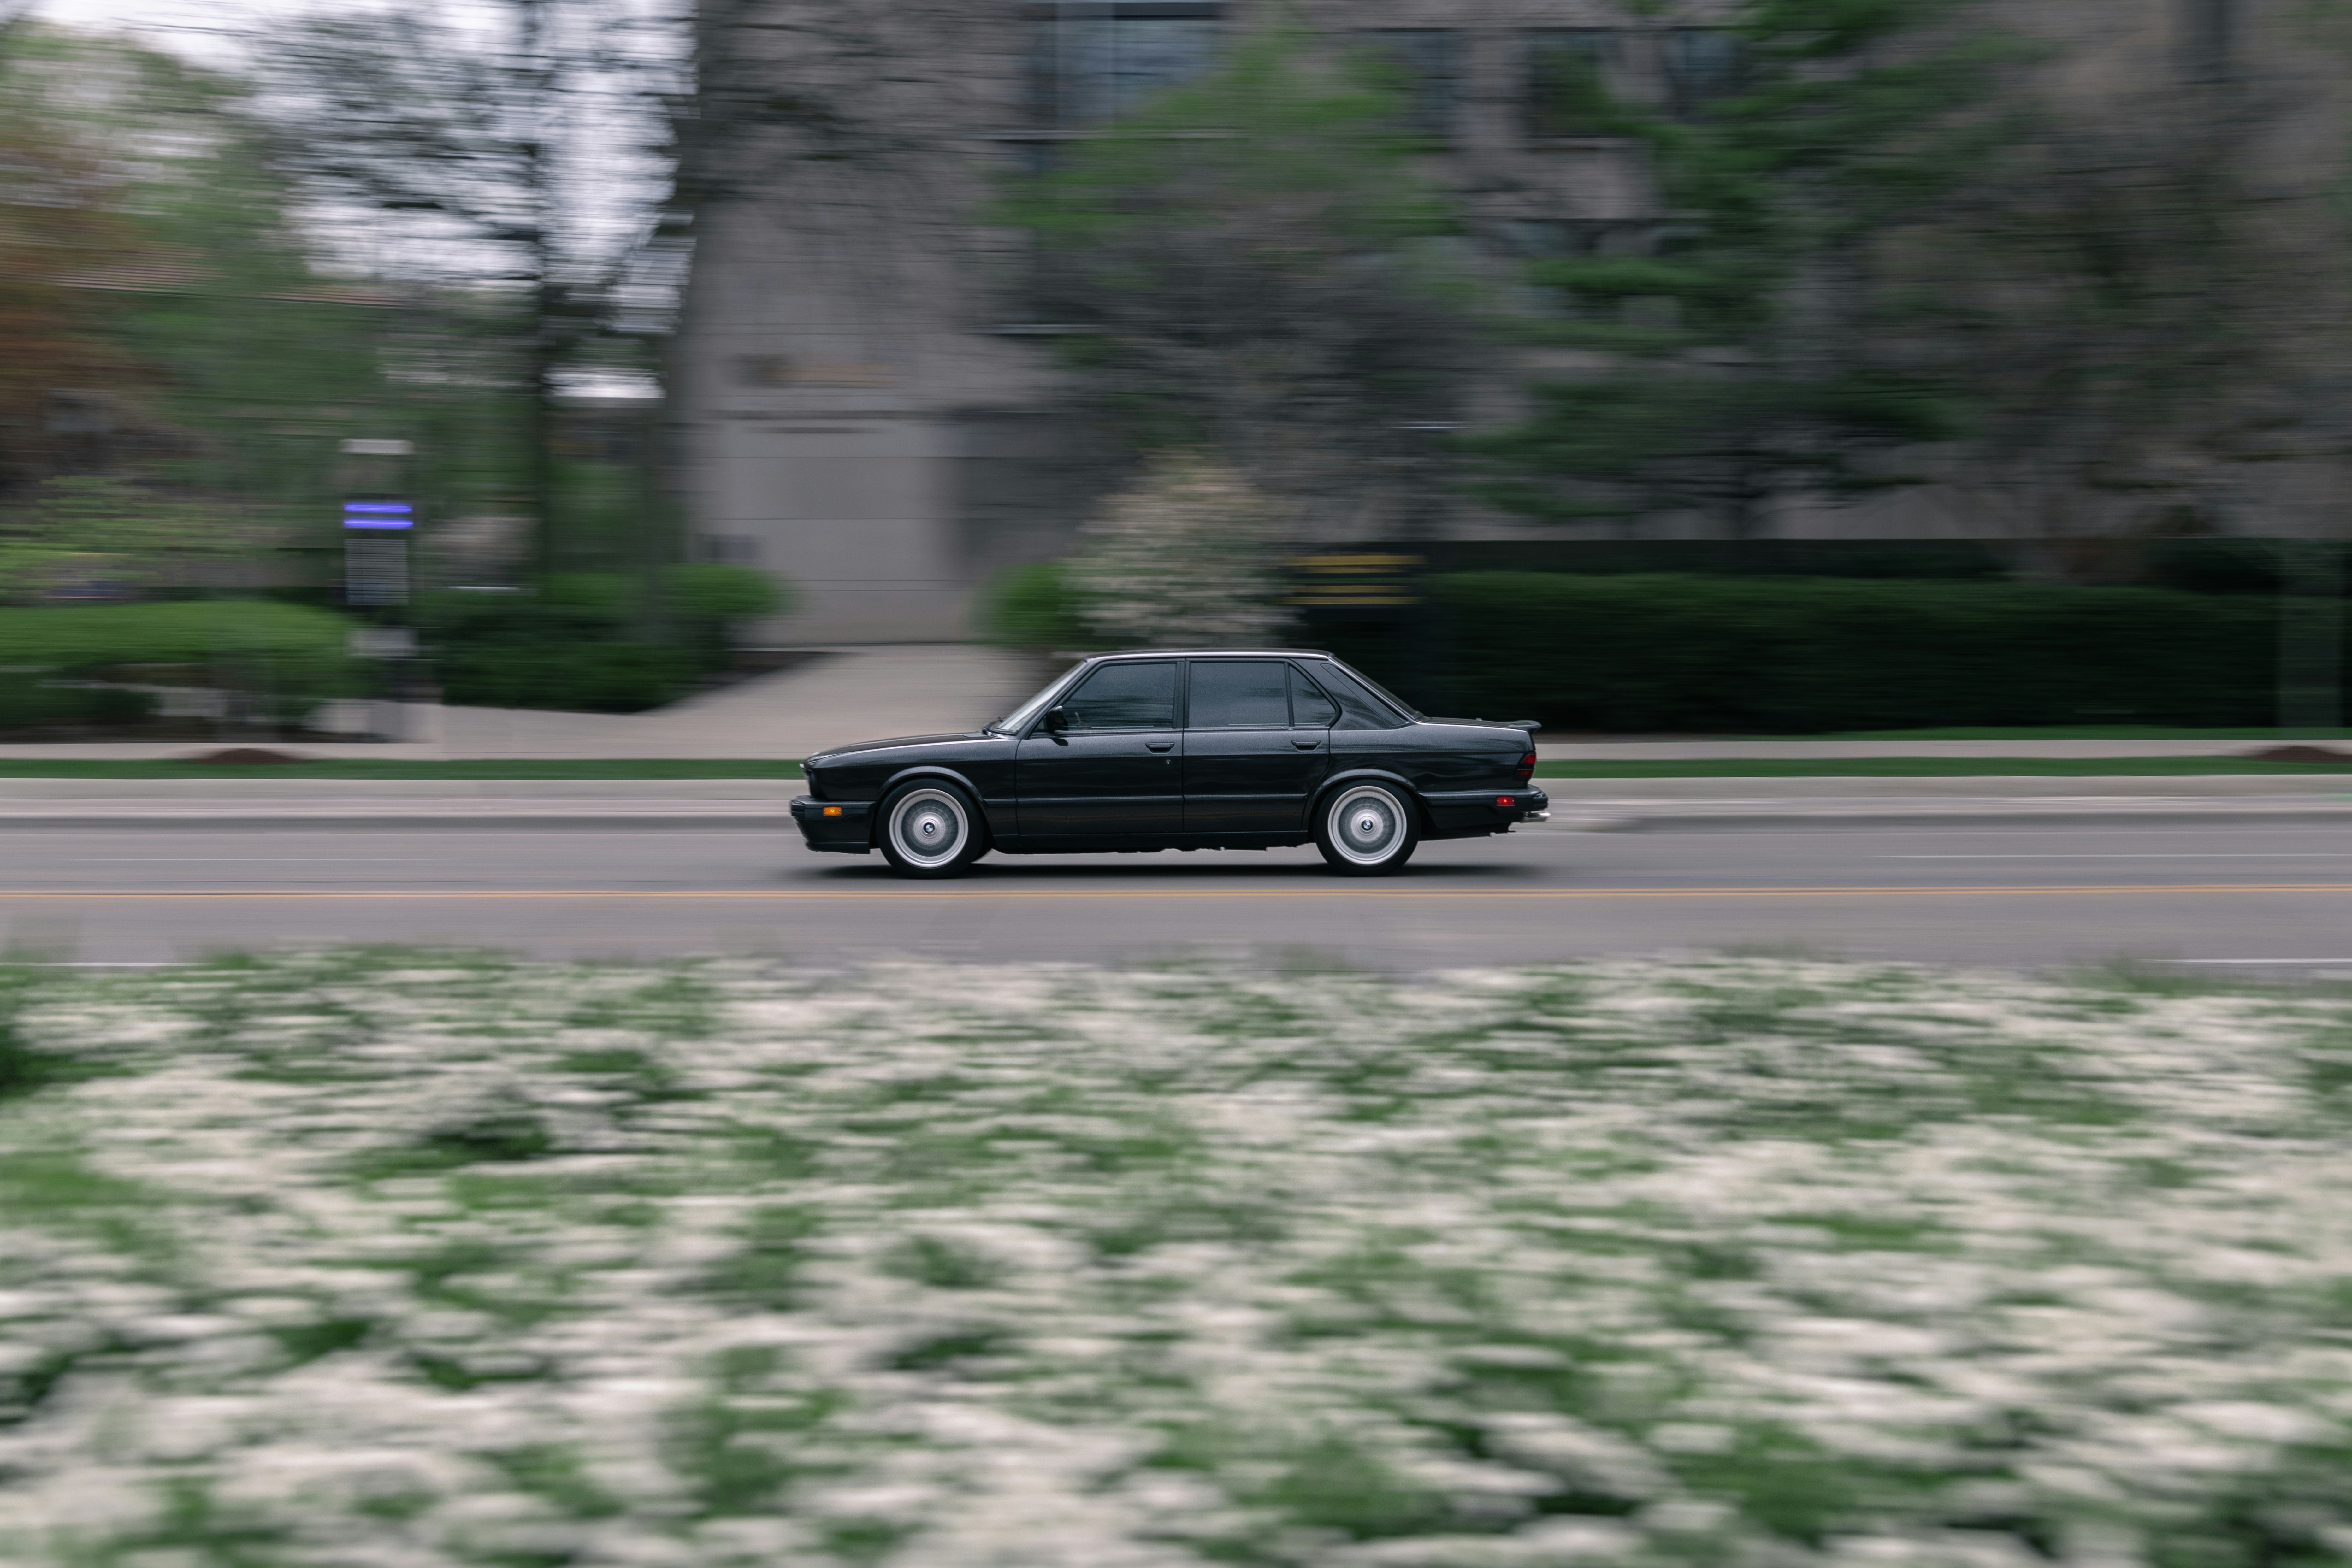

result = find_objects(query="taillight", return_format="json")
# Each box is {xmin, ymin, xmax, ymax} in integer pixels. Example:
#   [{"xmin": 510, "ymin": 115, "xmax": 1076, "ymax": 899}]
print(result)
[{"xmin": 1515, "ymin": 750, "xmax": 1536, "ymax": 784}]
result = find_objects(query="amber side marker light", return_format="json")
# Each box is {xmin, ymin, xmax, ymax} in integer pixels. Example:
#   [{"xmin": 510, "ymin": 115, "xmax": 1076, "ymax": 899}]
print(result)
[{"xmin": 823, "ymin": 806, "xmax": 843, "ymax": 816}]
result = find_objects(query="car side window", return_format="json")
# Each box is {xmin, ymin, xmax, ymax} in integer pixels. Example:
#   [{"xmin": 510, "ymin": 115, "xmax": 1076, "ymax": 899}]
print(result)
[
  {"xmin": 1058, "ymin": 661, "xmax": 1177, "ymax": 730},
  {"xmin": 1187, "ymin": 660, "xmax": 1290, "ymax": 728},
  {"xmin": 1311, "ymin": 663, "xmax": 1411, "ymax": 729},
  {"xmin": 1289, "ymin": 665, "xmax": 1341, "ymax": 727}
]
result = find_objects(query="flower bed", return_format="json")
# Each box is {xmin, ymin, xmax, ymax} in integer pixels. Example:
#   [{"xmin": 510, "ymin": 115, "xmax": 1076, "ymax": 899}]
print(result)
[{"xmin": 2, "ymin": 954, "xmax": 2349, "ymax": 1566}]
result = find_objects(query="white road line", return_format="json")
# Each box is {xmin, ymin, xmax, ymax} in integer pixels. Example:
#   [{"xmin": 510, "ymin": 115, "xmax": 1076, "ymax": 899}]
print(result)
[{"xmin": 1883, "ymin": 853, "xmax": 2352, "ymax": 860}]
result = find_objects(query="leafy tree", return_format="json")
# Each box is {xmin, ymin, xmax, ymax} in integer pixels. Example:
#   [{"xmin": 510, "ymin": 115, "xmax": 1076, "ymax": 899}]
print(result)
[
  {"xmin": 254, "ymin": 1, "xmax": 671, "ymax": 580},
  {"xmin": 1067, "ymin": 454, "xmax": 1291, "ymax": 648},
  {"xmin": 0, "ymin": 21, "xmax": 412, "ymax": 556},
  {"xmin": 0, "ymin": 20, "xmax": 146, "ymax": 503},
  {"xmin": 1909, "ymin": 7, "xmax": 2352, "ymax": 542},
  {"xmin": 1471, "ymin": 0, "xmax": 2015, "ymax": 537},
  {"xmin": 1000, "ymin": 25, "xmax": 1485, "ymax": 537}
]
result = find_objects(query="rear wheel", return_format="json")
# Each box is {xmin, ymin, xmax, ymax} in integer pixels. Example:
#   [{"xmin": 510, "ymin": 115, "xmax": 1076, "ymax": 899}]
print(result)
[
  {"xmin": 1315, "ymin": 781, "xmax": 1419, "ymax": 876},
  {"xmin": 878, "ymin": 782, "xmax": 986, "ymax": 879}
]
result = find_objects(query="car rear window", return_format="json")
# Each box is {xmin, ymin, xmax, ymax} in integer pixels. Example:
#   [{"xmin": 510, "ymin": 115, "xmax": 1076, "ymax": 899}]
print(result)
[
  {"xmin": 1304, "ymin": 662, "xmax": 1411, "ymax": 729},
  {"xmin": 1289, "ymin": 665, "xmax": 1340, "ymax": 727}
]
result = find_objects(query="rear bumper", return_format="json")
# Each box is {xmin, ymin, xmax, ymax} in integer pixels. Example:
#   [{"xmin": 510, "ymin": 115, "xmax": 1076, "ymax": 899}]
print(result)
[
  {"xmin": 1420, "ymin": 785, "xmax": 1550, "ymax": 837},
  {"xmin": 790, "ymin": 795, "xmax": 874, "ymax": 854}
]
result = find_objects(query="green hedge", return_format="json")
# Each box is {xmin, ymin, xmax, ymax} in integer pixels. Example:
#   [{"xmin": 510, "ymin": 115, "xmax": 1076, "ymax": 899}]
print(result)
[
  {"xmin": 422, "ymin": 566, "xmax": 789, "ymax": 713},
  {"xmin": 976, "ymin": 563, "xmax": 2331, "ymax": 732},
  {"xmin": 0, "ymin": 681, "xmax": 159, "ymax": 731},
  {"xmin": 438, "ymin": 642, "xmax": 699, "ymax": 714},
  {"xmin": 1410, "ymin": 574, "xmax": 2288, "ymax": 732},
  {"xmin": 0, "ymin": 601, "xmax": 358, "ymax": 696}
]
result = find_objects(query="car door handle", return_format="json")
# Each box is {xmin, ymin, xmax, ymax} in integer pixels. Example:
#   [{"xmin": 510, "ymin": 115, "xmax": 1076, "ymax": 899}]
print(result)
[
  {"xmin": 1146, "ymin": 741, "xmax": 1174, "ymax": 752},
  {"xmin": 1292, "ymin": 740, "xmax": 1321, "ymax": 750}
]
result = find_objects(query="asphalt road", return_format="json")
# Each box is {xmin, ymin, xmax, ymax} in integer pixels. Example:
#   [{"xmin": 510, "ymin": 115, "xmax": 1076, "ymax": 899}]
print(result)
[{"xmin": 1, "ymin": 819, "xmax": 2350, "ymax": 973}]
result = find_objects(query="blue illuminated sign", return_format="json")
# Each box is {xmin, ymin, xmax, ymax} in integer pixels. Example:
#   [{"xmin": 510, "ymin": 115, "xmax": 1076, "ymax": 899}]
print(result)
[{"xmin": 343, "ymin": 500, "xmax": 414, "ymax": 530}]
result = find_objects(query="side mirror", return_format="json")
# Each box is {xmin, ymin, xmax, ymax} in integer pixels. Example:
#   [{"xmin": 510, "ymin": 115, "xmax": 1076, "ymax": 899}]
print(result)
[{"xmin": 1043, "ymin": 706, "xmax": 1070, "ymax": 734}]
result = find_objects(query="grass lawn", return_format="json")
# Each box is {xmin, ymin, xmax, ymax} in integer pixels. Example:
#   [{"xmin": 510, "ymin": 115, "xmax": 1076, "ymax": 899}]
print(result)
[{"xmin": 3, "ymin": 952, "xmax": 2350, "ymax": 1565}]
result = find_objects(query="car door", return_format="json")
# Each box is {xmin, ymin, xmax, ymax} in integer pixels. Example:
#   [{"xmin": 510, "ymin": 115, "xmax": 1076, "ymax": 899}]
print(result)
[
  {"xmin": 1014, "ymin": 659, "xmax": 1184, "ymax": 839},
  {"xmin": 1181, "ymin": 659, "xmax": 1333, "ymax": 834}
]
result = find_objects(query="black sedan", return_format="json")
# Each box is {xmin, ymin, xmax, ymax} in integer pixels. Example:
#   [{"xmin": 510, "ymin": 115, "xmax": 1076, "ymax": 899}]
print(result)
[{"xmin": 790, "ymin": 649, "xmax": 1550, "ymax": 878}]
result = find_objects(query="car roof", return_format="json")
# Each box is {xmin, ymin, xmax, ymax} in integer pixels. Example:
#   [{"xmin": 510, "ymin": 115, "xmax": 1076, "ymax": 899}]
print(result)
[{"xmin": 1090, "ymin": 649, "xmax": 1334, "ymax": 660}]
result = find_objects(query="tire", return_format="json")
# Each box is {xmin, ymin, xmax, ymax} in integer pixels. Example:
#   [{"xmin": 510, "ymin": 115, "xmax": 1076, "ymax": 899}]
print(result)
[
  {"xmin": 877, "ymin": 781, "xmax": 986, "ymax": 879},
  {"xmin": 1315, "ymin": 780, "xmax": 1420, "ymax": 876}
]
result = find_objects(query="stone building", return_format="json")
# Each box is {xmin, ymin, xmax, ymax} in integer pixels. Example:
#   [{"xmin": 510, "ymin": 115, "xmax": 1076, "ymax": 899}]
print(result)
[{"xmin": 677, "ymin": 0, "xmax": 2330, "ymax": 643}]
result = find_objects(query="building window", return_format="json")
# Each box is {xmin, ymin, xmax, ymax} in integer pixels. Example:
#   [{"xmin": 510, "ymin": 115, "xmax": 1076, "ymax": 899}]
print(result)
[
  {"xmin": 1362, "ymin": 29, "xmax": 1460, "ymax": 144},
  {"xmin": 2182, "ymin": 0, "xmax": 2235, "ymax": 80},
  {"xmin": 1662, "ymin": 28, "xmax": 1747, "ymax": 121},
  {"xmin": 1027, "ymin": 3, "xmax": 1222, "ymax": 130},
  {"xmin": 1525, "ymin": 29, "xmax": 1620, "ymax": 141}
]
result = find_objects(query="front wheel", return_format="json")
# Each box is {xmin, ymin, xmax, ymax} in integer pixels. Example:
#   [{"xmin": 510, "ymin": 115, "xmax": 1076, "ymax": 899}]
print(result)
[
  {"xmin": 1315, "ymin": 781, "xmax": 1419, "ymax": 876},
  {"xmin": 877, "ymin": 782, "xmax": 986, "ymax": 879}
]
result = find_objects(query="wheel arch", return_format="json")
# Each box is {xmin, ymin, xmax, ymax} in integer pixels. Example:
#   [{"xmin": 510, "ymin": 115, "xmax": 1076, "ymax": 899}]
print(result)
[
  {"xmin": 874, "ymin": 769, "xmax": 994, "ymax": 850},
  {"xmin": 1311, "ymin": 768, "xmax": 1434, "ymax": 834}
]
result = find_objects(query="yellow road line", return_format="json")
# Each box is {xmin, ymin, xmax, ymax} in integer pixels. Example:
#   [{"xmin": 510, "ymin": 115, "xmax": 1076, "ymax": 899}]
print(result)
[{"xmin": 0, "ymin": 883, "xmax": 2347, "ymax": 901}]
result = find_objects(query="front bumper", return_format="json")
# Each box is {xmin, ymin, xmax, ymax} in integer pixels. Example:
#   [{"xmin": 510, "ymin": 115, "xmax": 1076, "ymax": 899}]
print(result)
[{"xmin": 790, "ymin": 795, "xmax": 874, "ymax": 854}]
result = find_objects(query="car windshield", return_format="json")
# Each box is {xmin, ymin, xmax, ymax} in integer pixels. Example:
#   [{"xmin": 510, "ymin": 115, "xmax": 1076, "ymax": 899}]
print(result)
[{"xmin": 986, "ymin": 666, "xmax": 1081, "ymax": 735}]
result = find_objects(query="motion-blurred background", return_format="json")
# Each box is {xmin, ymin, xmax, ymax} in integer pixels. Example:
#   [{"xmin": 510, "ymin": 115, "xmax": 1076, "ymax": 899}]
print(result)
[{"xmin": 4, "ymin": 0, "xmax": 2350, "ymax": 737}]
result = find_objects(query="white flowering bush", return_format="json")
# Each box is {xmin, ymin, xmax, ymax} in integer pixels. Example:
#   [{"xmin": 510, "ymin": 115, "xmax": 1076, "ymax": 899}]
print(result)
[
  {"xmin": 1068, "ymin": 453, "xmax": 1292, "ymax": 648},
  {"xmin": 3, "ymin": 953, "xmax": 2352, "ymax": 1566}
]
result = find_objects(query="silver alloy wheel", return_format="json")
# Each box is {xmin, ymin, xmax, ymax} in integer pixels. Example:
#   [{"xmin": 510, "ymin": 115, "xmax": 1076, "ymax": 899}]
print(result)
[
  {"xmin": 889, "ymin": 787, "xmax": 968, "ymax": 869},
  {"xmin": 1327, "ymin": 784, "xmax": 1404, "ymax": 866}
]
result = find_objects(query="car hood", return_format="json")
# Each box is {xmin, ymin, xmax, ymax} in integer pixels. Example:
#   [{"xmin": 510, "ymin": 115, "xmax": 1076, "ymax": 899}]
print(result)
[{"xmin": 805, "ymin": 732, "xmax": 991, "ymax": 762}]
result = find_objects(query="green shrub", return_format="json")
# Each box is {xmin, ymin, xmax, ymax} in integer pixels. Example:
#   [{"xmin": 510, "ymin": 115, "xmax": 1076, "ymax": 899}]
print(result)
[
  {"xmin": 540, "ymin": 574, "xmax": 633, "ymax": 618},
  {"xmin": 0, "ymin": 601, "xmax": 358, "ymax": 697},
  {"xmin": 439, "ymin": 641, "xmax": 697, "ymax": 714},
  {"xmin": 0, "ymin": 679, "xmax": 162, "ymax": 733},
  {"xmin": 664, "ymin": 563, "xmax": 790, "ymax": 623},
  {"xmin": 1363, "ymin": 573, "xmax": 2295, "ymax": 733},
  {"xmin": 0, "ymin": 679, "xmax": 76, "ymax": 731},
  {"xmin": 83, "ymin": 687, "xmax": 160, "ymax": 726},
  {"xmin": 980, "ymin": 561, "xmax": 1093, "ymax": 650},
  {"xmin": 421, "ymin": 568, "xmax": 793, "ymax": 712}
]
